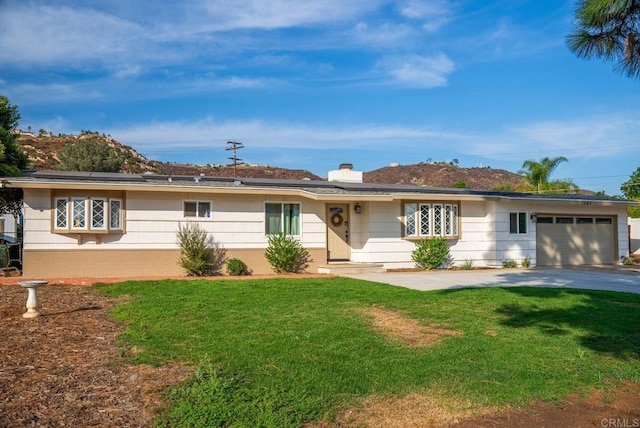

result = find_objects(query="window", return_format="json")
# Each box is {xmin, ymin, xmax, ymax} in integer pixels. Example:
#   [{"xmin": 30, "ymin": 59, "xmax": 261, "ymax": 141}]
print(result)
[
  {"xmin": 72, "ymin": 198, "xmax": 87, "ymax": 229},
  {"xmin": 91, "ymin": 198, "xmax": 106, "ymax": 229},
  {"xmin": 537, "ymin": 216, "xmax": 553, "ymax": 224},
  {"xmin": 595, "ymin": 217, "xmax": 612, "ymax": 224},
  {"xmin": 110, "ymin": 199, "xmax": 122, "ymax": 230},
  {"xmin": 577, "ymin": 217, "xmax": 594, "ymax": 224},
  {"xmin": 55, "ymin": 198, "xmax": 68, "ymax": 228},
  {"xmin": 54, "ymin": 197, "xmax": 123, "ymax": 233},
  {"xmin": 183, "ymin": 201, "xmax": 211, "ymax": 218},
  {"xmin": 266, "ymin": 202, "xmax": 301, "ymax": 235},
  {"xmin": 556, "ymin": 217, "xmax": 574, "ymax": 224},
  {"xmin": 509, "ymin": 212, "xmax": 527, "ymax": 234},
  {"xmin": 404, "ymin": 202, "xmax": 459, "ymax": 238}
]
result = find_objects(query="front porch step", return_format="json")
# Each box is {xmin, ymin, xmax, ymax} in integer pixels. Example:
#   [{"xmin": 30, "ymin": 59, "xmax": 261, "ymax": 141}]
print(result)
[{"xmin": 318, "ymin": 263, "xmax": 386, "ymax": 275}]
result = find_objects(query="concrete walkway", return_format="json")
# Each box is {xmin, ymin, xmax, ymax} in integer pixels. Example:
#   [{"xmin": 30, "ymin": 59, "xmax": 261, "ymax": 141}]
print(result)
[{"xmin": 346, "ymin": 267, "xmax": 640, "ymax": 294}]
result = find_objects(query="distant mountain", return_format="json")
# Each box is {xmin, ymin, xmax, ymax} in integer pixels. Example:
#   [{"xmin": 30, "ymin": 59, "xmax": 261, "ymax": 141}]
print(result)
[
  {"xmin": 16, "ymin": 132, "xmax": 529, "ymax": 190},
  {"xmin": 15, "ymin": 132, "xmax": 321, "ymax": 181},
  {"xmin": 364, "ymin": 162, "xmax": 527, "ymax": 191}
]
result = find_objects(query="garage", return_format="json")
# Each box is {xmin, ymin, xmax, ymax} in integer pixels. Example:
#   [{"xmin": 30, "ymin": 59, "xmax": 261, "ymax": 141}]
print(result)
[{"xmin": 536, "ymin": 215, "xmax": 616, "ymax": 266}]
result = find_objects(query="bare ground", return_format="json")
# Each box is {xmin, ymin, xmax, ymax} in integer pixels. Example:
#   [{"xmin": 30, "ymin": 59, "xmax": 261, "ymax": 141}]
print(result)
[{"xmin": 1, "ymin": 283, "xmax": 639, "ymax": 427}]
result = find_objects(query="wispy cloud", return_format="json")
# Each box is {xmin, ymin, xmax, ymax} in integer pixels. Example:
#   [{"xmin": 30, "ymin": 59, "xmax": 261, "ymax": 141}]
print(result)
[
  {"xmin": 377, "ymin": 53, "xmax": 455, "ymax": 87},
  {"xmin": 197, "ymin": 0, "xmax": 384, "ymax": 31},
  {"xmin": 108, "ymin": 117, "xmax": 465, "ymax": 152},
  {"xmin": 396, "ymin": 0, "xmax": 452, "ymax": 32},
  {"xmin": 465, "ymin": 114, "xmax": 640, "ymax": 160},
  {"xmin": 0, "ymin": 4, "xmax": 145, "ymax": 66}
]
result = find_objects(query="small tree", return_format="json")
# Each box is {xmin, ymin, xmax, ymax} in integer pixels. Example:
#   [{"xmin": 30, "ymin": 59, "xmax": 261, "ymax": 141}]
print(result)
[
  {"xmin": 58, "ymin": 138, "xmax": 124, "ymax": 172},
  {"xmin": 176, "ymin": 222, "xmax": 226, "ymax": 276},
  {"xmin": 411, "ymin": 237, "xmax": 452, "ymax": 270},
  {"xmin": 264, "ymin": 233, "xmax": 310, "ymax": 273},
  {"xmin": 621, "ymin": 167, "xmax": 640, "ymax": 200}
]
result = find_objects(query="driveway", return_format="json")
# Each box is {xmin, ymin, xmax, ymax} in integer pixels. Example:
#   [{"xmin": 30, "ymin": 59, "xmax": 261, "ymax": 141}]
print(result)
[{"xmin": 345, "ymin": 268, "xmax": 640, "ymax": 294}]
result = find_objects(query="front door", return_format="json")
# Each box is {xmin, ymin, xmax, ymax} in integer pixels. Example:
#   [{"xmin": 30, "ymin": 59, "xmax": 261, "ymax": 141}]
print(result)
[{"xmin": 327, "ymin": 204, "xmax": 351, "ymax": 261}]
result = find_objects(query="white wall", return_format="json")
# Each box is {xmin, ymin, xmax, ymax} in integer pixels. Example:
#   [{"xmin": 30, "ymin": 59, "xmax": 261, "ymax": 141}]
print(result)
[
  {"xmin": 23, "ymin": 189, "xmax": 326, "ymax": 251},
  {"xmin": 630, "ymin": 218, "xmax": 640, "ymax": 254}
]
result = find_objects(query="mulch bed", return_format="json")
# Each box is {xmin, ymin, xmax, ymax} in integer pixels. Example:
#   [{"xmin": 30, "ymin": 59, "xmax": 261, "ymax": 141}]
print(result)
[{"xmin": 0, "ymin": 283, "xmax": 191, "ymax": 428}]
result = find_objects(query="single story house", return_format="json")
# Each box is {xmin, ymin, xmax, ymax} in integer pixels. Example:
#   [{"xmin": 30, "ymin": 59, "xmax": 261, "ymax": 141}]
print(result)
[{"xmin": 2, "ymin": 165, "xmax": 635, "ymax": 278}]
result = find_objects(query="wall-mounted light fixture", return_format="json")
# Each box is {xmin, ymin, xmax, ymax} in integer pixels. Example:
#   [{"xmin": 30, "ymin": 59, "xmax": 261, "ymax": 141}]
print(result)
[
  {"xmin": 354, "ymin": 203, "xmax": 362, "ymax": 214},
  {"xmin": 530, "ymin": 213, "xmax": 537, "ymax": 223}
]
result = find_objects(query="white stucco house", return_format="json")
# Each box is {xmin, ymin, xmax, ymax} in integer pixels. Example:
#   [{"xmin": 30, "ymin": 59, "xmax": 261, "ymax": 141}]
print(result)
[{"xmin": 2, "ymin": 165, "xmax": 635, "ymax": 278}]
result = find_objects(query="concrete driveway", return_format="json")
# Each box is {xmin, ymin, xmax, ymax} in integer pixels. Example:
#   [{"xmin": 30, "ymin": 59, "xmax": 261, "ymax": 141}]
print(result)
[{"xmin": 345, "ymin": 268, "xmax": 640, "ymax": 294}]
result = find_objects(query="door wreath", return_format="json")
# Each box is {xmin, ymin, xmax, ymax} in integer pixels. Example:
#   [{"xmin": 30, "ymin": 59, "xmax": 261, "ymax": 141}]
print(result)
[{"xmin": 330, "ymin": 213, "xmax": 344, "ymax": 227}]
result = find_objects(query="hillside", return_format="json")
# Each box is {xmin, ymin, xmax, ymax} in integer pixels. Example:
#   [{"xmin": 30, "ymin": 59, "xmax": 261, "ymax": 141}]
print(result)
[
  {"xmin": 16, "ymin": 132, "xmax": 322, "ymax": 181},
  {"xmin": 16, "ymin": 133, "xmax": 527, "ymax": 189},
  {"xmin": 365, "ymin": 163, "xmax": 526, "ymax": 190}
]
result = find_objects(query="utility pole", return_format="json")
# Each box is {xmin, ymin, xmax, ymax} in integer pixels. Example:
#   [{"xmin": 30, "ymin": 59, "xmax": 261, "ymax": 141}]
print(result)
[{"xmin": 226, "ymin": 141, "xmax": 245, "ymax": 177}]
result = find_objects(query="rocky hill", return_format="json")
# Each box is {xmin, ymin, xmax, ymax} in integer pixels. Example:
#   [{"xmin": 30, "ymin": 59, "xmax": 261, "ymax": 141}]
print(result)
[
  {"xmin": 16, "ymin": 132, "xmax": 527, "ymax": 189},
  {"xmin": 365, "ymin": 163, "xmax": 527, "ymax": 190},
  {"xmin": 16, "ymin": 132, "xmax": 322, "ymax": 181}
]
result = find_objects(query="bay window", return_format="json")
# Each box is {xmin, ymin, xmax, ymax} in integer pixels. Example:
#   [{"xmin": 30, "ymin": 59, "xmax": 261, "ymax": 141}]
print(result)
[{"xmin": 54, "ymin": 196, "xmax": 123, "ymax": 233}]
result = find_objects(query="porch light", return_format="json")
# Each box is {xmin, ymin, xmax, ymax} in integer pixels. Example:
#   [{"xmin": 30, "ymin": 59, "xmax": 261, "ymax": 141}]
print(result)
[
  {"xmin": 354, "ymin": 203, "xmax": 362, "ymax": 214},
  {"xmin": 530, "ymin": 213, "xmax": 537, "ymax": 223}
]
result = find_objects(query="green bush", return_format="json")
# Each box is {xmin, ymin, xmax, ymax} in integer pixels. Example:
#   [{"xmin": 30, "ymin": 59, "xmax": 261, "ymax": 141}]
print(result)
[
  {"xmin": 264, "ymin": 233, "xmax": 310, "ymax": 273},
  {"xmin": 628, "ymin": 206, "xmax": 640, "ymax": 218},
  {"xmin": 521, "ymin": 257, "xmax": 531, "ymax": 268},
  {"xmin": 411, "ymin": 237, "xmax": 452, "ymax": 270},
  {"xmin": 177, "ymin": 222, "xmax": 226, "ymax": 276},
  {"xmin": 503, "ymin": 259, "xmax": 518, "ymax": 268},
  {"xmin": 461, "ymin": 258, "xmax": 474, "ymax": 270},
  {"xmin": 226, "ymin": 258, "xmax": 250, "ymax": 276}
]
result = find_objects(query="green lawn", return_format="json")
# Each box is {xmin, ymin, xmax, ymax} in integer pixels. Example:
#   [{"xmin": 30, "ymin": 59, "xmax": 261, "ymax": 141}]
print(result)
[{"xmin": 96, "ymin": 277, "xmax": 640, "ymax": 427}]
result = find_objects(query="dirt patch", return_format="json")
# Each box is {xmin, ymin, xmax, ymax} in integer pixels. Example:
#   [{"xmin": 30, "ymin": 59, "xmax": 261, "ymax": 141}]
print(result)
[
  {"xmin": 360, "ymin": 306, "xmax": 463, "ymax": 347},
  {"xmin": 0, "ymin": 283, "xmax": 192, "ymax": 427},
  {"xmin": 331, "ymin": 393, "xmax": 486, "ymax": 428},
  {"xmin": 448, "ymin": 380, "xmax": 640, "ymax": 427}
]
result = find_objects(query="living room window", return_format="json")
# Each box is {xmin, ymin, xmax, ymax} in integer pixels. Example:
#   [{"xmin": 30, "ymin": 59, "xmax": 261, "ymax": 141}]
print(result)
[
  {"xmin": 404, "ymin": 202, "xmax": 459, "ymax": 238},
  {"xmin": 265, "ymin": 202, "xmax": 301, "ymax": 235}
]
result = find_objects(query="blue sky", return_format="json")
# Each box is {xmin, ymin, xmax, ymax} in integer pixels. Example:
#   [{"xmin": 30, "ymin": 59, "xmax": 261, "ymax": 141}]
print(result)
[{"xmin": 1, "ymin": 0, "xmax": 639, "ymax": 195}]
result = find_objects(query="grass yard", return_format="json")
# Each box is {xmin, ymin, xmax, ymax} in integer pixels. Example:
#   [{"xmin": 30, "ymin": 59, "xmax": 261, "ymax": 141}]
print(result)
[{"xmin": 96, "ymin": 277, "xmax": 640, "ymax": 427}]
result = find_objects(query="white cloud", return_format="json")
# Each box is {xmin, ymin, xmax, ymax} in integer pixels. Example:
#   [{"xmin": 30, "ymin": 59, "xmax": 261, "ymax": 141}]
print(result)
[
  {"xmin": 0, "ymin": 4, "xmax": 145, "ymax": 66},
  {"xmin": 197, "ymin": 0, "xmax": 384, "ymax": 30},
  {"xmin": 108, "ymin": 117, "xmax": 465, "ymax": 152},
  {"xmin": 4, "ymin": 83, "xmax": 104, "ymax": 104},
  {"xmin": 396, "ymin": 0, "xmax": 452, "ymax": 32},
  {"xmin": 465, "ymin": 114, "xmax": 640, "ymax": 161},
  {"xmin": 378, "ymin": 53, "xmax": 455, "ymax": 87},
  {"xmin": 353, "ymin": 22, "xmax": 415, "ymax": 46}
]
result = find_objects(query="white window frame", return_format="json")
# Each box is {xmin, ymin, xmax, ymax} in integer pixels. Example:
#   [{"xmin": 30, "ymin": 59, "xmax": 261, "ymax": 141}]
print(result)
[
  {"xmin": 509, "ymin": 212, "xmax": 528, "ymax": 234},
  {"xmin": 71, "ymin": 198, "xmax": 88, "ymax": 230},
  {"xmin": 54, "ymin": 197, "xmax": 68, "ymax": 229},
  {"xmin": 404, "ymin": 202, "xmax": 459, "ymax": 238},
  {"xmin": 91, "ymin": 198, "xmax": 107, "ymax": 230},
  {"xmin": 109, "ymin": 199, "xmax": 123, "ymax": 230},
  {"xmin": 54, "ymin": 196, "xmax": 124, "ymax": 233},
  {"xmin": 183, "ymin": 200, "xmax": 212, "ymax": 219},
  {"xmin": 265, "ymin": 202, "xmax": 302, "ymax": 236}
]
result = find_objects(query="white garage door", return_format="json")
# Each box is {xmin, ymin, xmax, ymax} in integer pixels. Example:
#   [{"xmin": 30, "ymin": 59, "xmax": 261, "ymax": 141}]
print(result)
[{"xmin": 536, "ymin": 216, "xmax": 616, "ymax": 266}]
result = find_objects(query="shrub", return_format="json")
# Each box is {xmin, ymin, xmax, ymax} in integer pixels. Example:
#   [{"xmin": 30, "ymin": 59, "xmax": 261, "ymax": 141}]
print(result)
[
  {"xmin": 264, "ymin": 233, "xmax": 310, "ymax": 273},
  {"xmin": 177, "ymin": 222, "xmax": 226, "ymax": 276},
  {"xmin": 623, "ymin": 256, "xmax": 636, "ymax": 266},
  {"xmin": 411, "ymin": 237, "xmax": 452, "ymax": 270},
  {"xmin": 503, "ymin": 259, "xmax": 518, "ymax": 268},
  {"xmin": 521, "ymin": 257, "xmax": 531, "ymax": 268},
  {"xmin": 461, "ymin": 258, "xmax": 474, "ymax": 270},
  {"xmin": 226, "ymin": 258, "xmax": 250, "ymax": 276}
]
